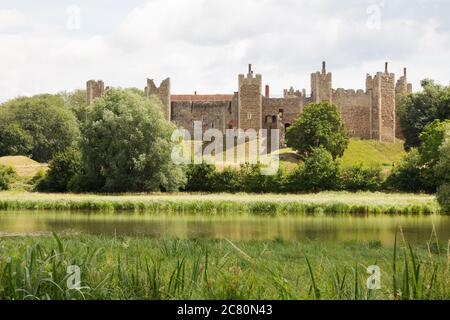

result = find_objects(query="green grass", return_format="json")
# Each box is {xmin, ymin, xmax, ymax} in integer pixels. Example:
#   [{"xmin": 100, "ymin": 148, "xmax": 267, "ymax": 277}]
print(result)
[
  {"xmin": 0, "ymin": 233, "xmax": 448, "ymax": 300},
  {"xmin": 0, "ymin": 191, "xmax": 439, "ymax": 215},
  {"xmin": 340, "ymin": 139, "xmax": 406, "ymax": 169},
  {"xmin": 279, "ymin": 139, "xmax": 406, "ymax": 172}
]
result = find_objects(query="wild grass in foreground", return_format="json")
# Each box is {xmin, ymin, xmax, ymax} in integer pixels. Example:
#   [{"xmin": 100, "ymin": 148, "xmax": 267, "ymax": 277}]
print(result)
[
  {"xmin": 0, "ymin": 192, "xmax": 440, "ymax": 215},
  {"xmin": 0, "ymin": 233, "xmax": 448, "ymax": 300}
]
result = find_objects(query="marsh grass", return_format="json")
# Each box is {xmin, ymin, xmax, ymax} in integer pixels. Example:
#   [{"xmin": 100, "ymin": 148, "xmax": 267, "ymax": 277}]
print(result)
[
  {"xmin": 0, "ymin": 232, "xmax": 448, "ymax": 300},
  {"xmin": 0, "ymin": 192, "xmax": 440, "ymax": 215}
]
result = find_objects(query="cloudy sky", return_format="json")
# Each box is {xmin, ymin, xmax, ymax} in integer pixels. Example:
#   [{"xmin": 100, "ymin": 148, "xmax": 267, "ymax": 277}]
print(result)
[{"xmin": 0, "ymin": 0, "xmax": 448, "ymax": 102}]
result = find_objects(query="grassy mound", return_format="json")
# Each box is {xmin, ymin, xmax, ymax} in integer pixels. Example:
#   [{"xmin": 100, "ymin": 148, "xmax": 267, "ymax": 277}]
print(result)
[{"xmin": 0, "ymin": 156, "xmax": 48, "ymax": 177}]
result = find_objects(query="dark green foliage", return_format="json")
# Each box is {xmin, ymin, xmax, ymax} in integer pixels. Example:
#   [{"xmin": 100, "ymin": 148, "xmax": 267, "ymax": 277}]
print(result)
[
  {"xmin": 436, "ymin": 130, "xmax": 450, "ymax": 213},
  {"xmin": 185, "ymin": 162, "xmax": 216, "ymax": 192},
  {"xmin": 384, "ymin": 149, "xmax": 425, "ymax": 192},
  {"xmin": 0, "ymin": 165, "xmax": 17, "ymax": 190},
  {"xmin": 36, "ymin": 147, "xmax": 82, "ymax": 192},
  {"xmin": 286, "ymin": 102, "xmax": 349, "ymax": 159},
  {"xmin": 79, "ymin": 89, "xmax": 186, "ymax": 192},
  {"xmin": 340, "ymin": 164, "xmax": 383, "ymax": 192},
  {"xmin": 0, "ymin": 94, "xmax": 80, "ymax": 162},
  {"xmin": 286, "ymin": 147, "xmax": 340, "ymax": 192},
  {"xmin": 397, "ymin": 80, "xmax": 450, "ymax": 150}
]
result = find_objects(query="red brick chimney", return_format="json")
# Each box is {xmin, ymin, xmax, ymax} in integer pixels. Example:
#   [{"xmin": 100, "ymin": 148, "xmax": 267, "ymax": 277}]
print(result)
[{"xmin": 265, "ymin": 84, "xmax": 270, "ymax": 98}]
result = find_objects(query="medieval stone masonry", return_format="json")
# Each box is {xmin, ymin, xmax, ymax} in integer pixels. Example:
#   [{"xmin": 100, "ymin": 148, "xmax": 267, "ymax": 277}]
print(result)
[{"xmin": 86, "ymin": 62, "xmax": 412, "ymax": 144}]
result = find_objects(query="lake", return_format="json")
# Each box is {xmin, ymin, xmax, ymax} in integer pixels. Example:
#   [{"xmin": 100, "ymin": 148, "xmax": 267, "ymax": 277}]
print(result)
[{"xmin": 0, "ymin": 211, "xmax": 449, "ymax": 245}]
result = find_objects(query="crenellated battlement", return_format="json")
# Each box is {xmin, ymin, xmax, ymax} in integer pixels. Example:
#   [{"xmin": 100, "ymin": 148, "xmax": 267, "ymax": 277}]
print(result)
[
  {"xmin": 145, "ymin": 78, "xmax": 171, "ymax": 120},
  {"xmin": 84, "ymin": 61, "xmax": 411, "ymax": 144}
]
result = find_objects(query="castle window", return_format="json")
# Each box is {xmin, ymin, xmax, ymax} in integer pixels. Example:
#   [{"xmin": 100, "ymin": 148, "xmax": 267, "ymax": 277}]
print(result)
[
  {"xmin": 272, "ymin": 115, "xmax": 277, "ymax": 123},
  {"xmin": 247, "ymin": 112, "xmax": 252, "ymax": 120}
]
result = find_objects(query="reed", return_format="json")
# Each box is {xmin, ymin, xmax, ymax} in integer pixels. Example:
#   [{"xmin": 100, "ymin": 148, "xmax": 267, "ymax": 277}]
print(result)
[
  {"xmin": 0, "ymin": 234, "xmax": 448, "ymax": 300},
  {"xmin": 0, "ymin": 191, "xmax": 440, "ymax": 215}
]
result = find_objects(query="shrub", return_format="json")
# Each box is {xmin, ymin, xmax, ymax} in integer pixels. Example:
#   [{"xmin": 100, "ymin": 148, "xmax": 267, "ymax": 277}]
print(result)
[
  {"xmin": 0, "ymin": 165, "xmax": 18, "ymax": 190},
  {"xmin": 36, "ymin": 147, "xmax": 82, "ymax": 192},
  {"xmin": 211, "ymin": 167, "xmax": 241, "ymax": 192},
  {"xmin": 286, "ymin": 147, "xmax": 340, "ymax": 192},
  {"xmin": 437, "ymin": 183, "xmax": 450, "ymax": 213},
  {"xmin": 384, "ymin": 149, "xmax": 425, "ymax": 192},
  {"xmin": 185, "ymin": 162, "xmax": 216, "ymax": 192},
  {"xmin": 340, "ymin": 164, "xmax": 383, "ymax": 192}
]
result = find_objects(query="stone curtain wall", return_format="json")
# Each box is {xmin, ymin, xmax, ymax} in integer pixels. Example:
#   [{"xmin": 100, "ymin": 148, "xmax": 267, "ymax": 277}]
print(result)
[
  {"xmin": 333, "ymin": 89, "xmax": 372, "ymax": 139},
  {"xmin": 85, "ymin": 62, "xmax": 412, "ymax": 144}
]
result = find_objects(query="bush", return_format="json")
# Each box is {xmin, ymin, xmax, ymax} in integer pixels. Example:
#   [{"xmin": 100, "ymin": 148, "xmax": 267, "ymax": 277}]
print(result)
[
  {"xmin": 211, "ymin": 167, "xmax": 241, "ymax": 192},
  {"xmin": 0, "ymin": 165, "xmax": 18, "ymax": 190},
  {"xmin": 384, "ymin": 149, "xmax": 425, "ymax": 192},
  {"xmin": 185, "ymin": 162, "xmax": 216, "ymax": 192},
  {"xmin": 286, "ymin": 147, "xmax": 340, "ymax": 192},
  {"xmin": 340, "ymin": 164, "xmax": 383, "ymax": 192},
  {"xmin": 36, "ymin": 147, "xmax": 81, "ymax": 192},
  {"xmin": 437, "ymin": 183, "xmax": 450, "ymax": 213}
]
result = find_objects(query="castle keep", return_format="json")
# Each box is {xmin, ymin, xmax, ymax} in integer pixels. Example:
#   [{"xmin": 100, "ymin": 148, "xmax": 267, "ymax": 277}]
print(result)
[{"xmin": 86, "ymin": 62, "xmax": 412, "ymax": 144}]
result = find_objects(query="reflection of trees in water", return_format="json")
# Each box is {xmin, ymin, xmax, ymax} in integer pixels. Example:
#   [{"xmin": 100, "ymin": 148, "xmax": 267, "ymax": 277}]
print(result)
[{"xmin": 0, "ymin": 213, "xmax": 449, "ymax": 245}]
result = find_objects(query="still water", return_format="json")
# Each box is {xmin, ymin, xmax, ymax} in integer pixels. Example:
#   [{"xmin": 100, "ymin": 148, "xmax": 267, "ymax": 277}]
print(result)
[{"xmin": 0, "ymin": 211, "xmax": 449, "ymax": 245}]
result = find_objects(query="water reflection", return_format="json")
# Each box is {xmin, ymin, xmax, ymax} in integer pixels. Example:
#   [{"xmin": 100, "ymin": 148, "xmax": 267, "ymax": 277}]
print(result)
[{"xmin": 0, "ymin": 211, "xmax": 449, "ymax": 245}]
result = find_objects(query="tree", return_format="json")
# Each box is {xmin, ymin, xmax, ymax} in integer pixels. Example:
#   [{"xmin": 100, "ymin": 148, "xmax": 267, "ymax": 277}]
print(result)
[
  {"xmin": 286, "ymin": 102, "xmax": 349, "ymax": 159},
  {"xmin": 36, "ymin": 147, "xmax": 82, "ymax": 192},
  {"xmin": 436, "ymin": 127, "xmax": 450, "ymax": 213},
  {"xmin": 418, "ymin": 119, "xmax": 450, "ymax": 191},
  {"xmin": 79, "ymin": 88, "xmax": 186, "ymax": 192},
  {"xmin": 0, "ymin": 94, "xmax": 80, "ymax": 162},
  {"xmin": 397, "ymin": 80, "xmax": 450, "ymax": 150},
  {"xmin": 60, "ymin": 89, "xmax": 88, "ymax": 123}
]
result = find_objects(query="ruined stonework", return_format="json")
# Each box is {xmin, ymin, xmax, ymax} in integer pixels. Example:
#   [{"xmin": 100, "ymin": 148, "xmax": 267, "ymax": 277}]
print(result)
[
  {"xmin": 85, "ymin": 61, "xmax": 412, "ymax": 145},
  {"xmin": 86, "ymin": 80, "xmax": 105, "ymax": 105},
  {"xmin": 145, "ymin": 78, "xmax": 171, "ymax": 121}
]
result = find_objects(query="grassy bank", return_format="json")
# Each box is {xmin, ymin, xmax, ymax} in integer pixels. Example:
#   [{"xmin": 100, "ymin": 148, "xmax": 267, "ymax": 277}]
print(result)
[
  {"xmin": 0, "ymin": 191, "xmax": 439, "ymax": 215},
  {"xmin": 0, "ymin": 234, "xmax": 448, "ymax": 300}
]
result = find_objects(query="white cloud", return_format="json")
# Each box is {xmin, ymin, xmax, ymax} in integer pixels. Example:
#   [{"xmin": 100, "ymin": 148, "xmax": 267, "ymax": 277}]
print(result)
[{"xmin": 0, "ymin": 0, "xmax": 449, "ymax": 102}]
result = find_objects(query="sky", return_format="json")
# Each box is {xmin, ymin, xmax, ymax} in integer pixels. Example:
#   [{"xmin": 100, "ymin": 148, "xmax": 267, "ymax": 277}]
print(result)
[{"xmin": 0, "ymin": 0, "xmax": 449, "ymax": 102}]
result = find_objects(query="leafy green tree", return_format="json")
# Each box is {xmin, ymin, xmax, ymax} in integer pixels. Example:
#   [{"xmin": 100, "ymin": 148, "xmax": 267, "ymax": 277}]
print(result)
[
  {"xmin": 287, "ymin": 147, "xmax": 340, "ymax": 192},
  {"xmin": 0, "ymin": 94, "xmax": 80, "ymax": 162},
  {"xmin": 418, "ymin": 119, "xmax": 450, "ymax": 191},
  {"xmin": 397, "ymin": 80, "xmax": 450, "ymax": 150},
  {"xmin": 36, "ymin": 147, "xmax": 81, "ymax": 192},
  {"xmin": 0, "ymin": 165, "xmax": 17, "ymax": 190},
  {"xmin": 436, "ymin": 128, "xmax": 450, "ymax": 212},
  {"xmin": 79, "ymin": 88, "xmax": 186, "ymax": 192},
  {"xmin": 286, "ymin": 102, "xmax": 349, "ymax": 159},
  {"xmin": 60, "ymin": 90, "xmax": 88, "ymax": 123}
]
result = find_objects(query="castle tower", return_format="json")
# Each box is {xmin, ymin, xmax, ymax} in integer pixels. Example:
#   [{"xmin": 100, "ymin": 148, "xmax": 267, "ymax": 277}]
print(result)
[
  {"xmin": 145, "ymin": 78, "xmax": 171, "ymax": 120},
  {"xmin": 394, "ymin": 68, "xmax": 412, "ymax": 138},
  {"xmin": 366, "ymin": 62, "xmax": 396, "ymax": 143},
  {"xmin": 311, "ymin": 61, "xmax": 332, "ymax": 103},
  {"xmin": 86, "ymin": 80, "xmax": 105, "ymax": 105},
  {"xmin": 238, "ymin": 64, "xmax": 262, "ymax": 131}
]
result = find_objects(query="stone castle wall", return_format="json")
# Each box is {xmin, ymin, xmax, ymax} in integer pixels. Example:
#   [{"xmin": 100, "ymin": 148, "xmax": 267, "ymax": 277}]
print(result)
[{"xmin": 85, "ymin": 62, "xmax": 412, "ymax": 145}]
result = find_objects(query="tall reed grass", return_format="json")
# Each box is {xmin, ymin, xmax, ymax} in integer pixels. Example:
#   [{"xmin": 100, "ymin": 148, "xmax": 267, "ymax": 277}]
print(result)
[
  {"xmin": 0, "ymin": 233, "xmax": 448, "ymax": 300},
  {"xmin": 0, "ymin": 192, "xmax": 440, "ymax": 215}
]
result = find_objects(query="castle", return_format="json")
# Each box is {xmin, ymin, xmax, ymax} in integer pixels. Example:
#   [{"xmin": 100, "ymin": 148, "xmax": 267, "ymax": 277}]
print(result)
[{"xmin": 86, "ymin": 62, "xmax": 412, "ymax": 144}]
